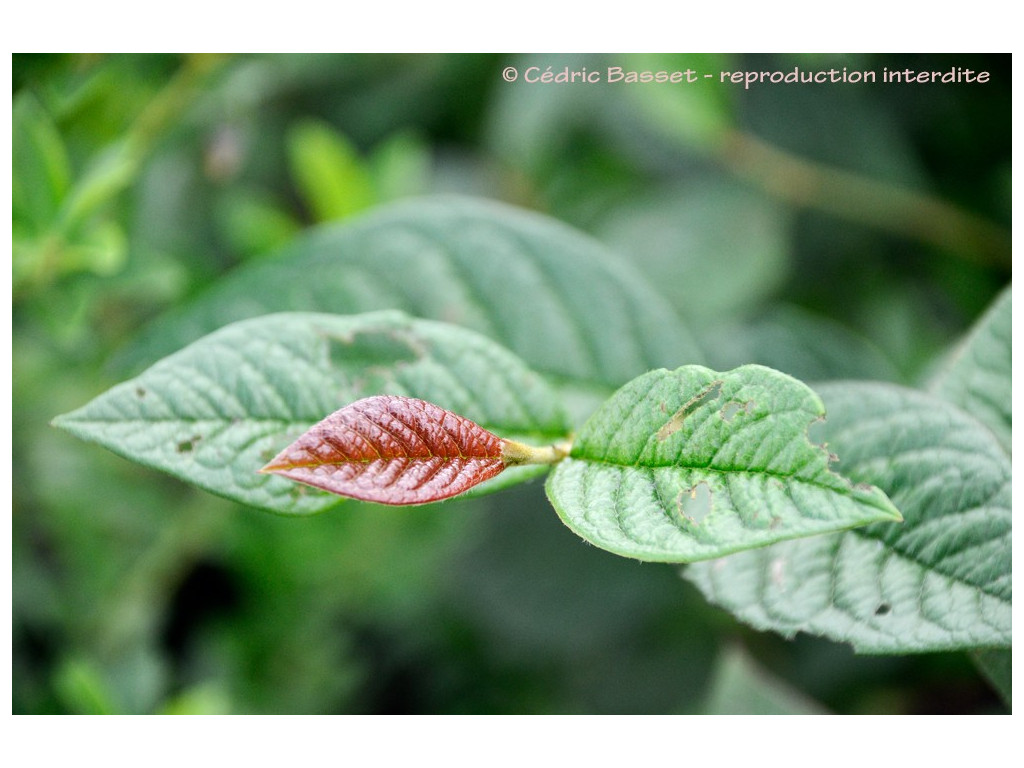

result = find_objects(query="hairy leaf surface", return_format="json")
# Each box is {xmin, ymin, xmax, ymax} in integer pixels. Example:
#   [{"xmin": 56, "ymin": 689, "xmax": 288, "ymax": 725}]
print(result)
[
  {"xmin": 928, "ymin": 286, "xmax": 1010, "ymax": 453},
  {"xmin": 117, "ymin": 195, "xmax": 703, "ymax": 424},
  {"xmin": 545, "ymin": 365, "xmax": 901, "ymax": 562},
  {"xmin": 686, "ymin": 382, "xmax": 1011, "ymax": 653},
  {"xmin": 54, "ymin": 311, "xmax": 570, "ymax": 515},
  {"xmin": 261, "ymin": 395, "xmax": 508, "ymax": 505}
]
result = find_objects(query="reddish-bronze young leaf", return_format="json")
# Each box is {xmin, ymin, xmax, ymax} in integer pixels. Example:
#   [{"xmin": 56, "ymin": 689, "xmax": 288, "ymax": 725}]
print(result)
[{"xmin": 260, "ymin": 395, "xmax": 509, "ymax": 505}]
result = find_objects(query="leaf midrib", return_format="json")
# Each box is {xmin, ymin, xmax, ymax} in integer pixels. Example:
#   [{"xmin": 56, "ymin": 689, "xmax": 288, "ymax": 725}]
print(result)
[{"xmin": 566, "ymin": 456, "xmax": 888, "ymax": 510}]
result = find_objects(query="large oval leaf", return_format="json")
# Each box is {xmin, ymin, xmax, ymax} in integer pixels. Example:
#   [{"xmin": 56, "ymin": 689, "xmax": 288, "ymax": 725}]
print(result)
[
  {"xmin": 116, "ymin": 195, "xmax": 703, "ymax": 424},
  {"xmin": 928, "ymin": 285, "xmax": 1010, "ymax": 453},
  {"xmin": 545, "ymin": 365, "xmax": 901, "ymax": 562},
  {"xmin": 53, "ymin": 311, "xmax": 570, "ymax": 515},
  {"xmin": 924, "ymin": 286, "xmax": 1011, "ymax": 698},
  {"xmin": 685, "ymin": 382, "xmax": 1011, "ymax": 653}
]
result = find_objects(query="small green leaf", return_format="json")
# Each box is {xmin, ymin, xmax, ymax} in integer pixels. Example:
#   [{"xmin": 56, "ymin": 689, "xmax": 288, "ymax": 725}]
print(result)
[
  {"xmin": 53, "ymin": 657, "xmax": 115, "ymax": 715},
  {"xmin": 686, "ymin": 382, "xmax": 1011, "ymax": 653},
  {"xmin": 970, "ymin": 648, "xmax": 1010, "ymax": 708},
  {"xmin": 928, "ymin": 286, "xmax": 1010, "ymax": 453},
  {"xmin": 59, "ymin": 139, "xmax": 140, "ymax": 232},
  {"xmin": 367, "ymin": 131, "xmax": 431, "ymax": 202},
  {"xmin": 158, "ymin": 684, "xmax": 232, "ymax": 715},
  {"xmin": 545, "ymin": 365, "xmax": 901, "ymax": 563},
  {"xmin": 13, "ymin": 92, "xmax": 71, "ymax": 234},
  {"xmin": 214, "ymin": 189, "xmax": 301, "ymax": 258},
  {"xmin": 287, "ymin": 120, "xmax": 375, "ymax": 221},
  {"xmin": 625, "ymin": 52, "xmax": 737, "ymax": 151},
  {"xmin": 53, "ymin": 311, "xmax": 570, "ymax": 515},
  {"xmin": 695, "ymin": 646, "xmax": 829, "ymax": 715}
]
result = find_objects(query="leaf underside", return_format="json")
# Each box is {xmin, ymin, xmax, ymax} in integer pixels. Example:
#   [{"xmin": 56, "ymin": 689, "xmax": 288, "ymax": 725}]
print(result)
[
  {"xmin": 685, "ymin": 382, "xmax": 1011, "ymax": 653},
  {"xmin": 261, "ymin": 395, "xmax": 507, "ymax": 505},
  {"xmin": 546, "ymin": 365, "xmax": 901, "ymax": 563}
]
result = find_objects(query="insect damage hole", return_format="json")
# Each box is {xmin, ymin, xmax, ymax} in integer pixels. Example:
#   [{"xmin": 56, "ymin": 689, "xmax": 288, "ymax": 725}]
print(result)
[
  {"xmin": 657, "ymin": 380, "xmax": 723, "ymax": 441},
  {"xmin": 806, "ymin": 417, "xmax": 833, "ymax": 455},
  {"xmin": 677, "ymin": 481, "xmax": 712, "ymax": 525},
  {"xmin": 720, "ymin": 399, "xmax": 753, "ymax": 422},
  {"xmin": 806, "ymin": 416, "xmax": 846, "ymax": 480},
  {"xmin": 328, "ymin": 328, "xmax": 423, "ymax": 370}
]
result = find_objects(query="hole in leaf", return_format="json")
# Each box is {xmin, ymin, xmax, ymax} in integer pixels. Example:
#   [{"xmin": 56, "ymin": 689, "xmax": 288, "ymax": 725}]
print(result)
[
  {"xmin": 677, "ymin": 481, "xmax": 712, "ymax": 524},
  {"xmin": 329, "ymin": 329, "xmax": 423, "ymax": 370},
  {"xmin": 875, "ymin": 602, "xmax": 892, "ymax": 616},
  {"xmin": 806, "ymin": 417, "xmax": 828, "ymax": 447},
  {"xmin": 720, "ymin": 399, "xmax": 753, "ymax": 422},
  {"xmin": 806, "ymin": 417, "xmax": 842, "ymax": 471},
  {"xmin": 657, "ymin": 380, "xmax": 723, "ymax": 441},
  {"xmin": 327, "ymin": 328, "xmax": 426, "ymax": 395}
]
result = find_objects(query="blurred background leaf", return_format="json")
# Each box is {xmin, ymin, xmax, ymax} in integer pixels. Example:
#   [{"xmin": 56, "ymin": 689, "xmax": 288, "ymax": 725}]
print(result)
[
  {"xmin": 14, "ymin": 52, "xmax": 1010, "ymax": 714},
  {"xmin": 690, "ymin": 646, "xmax": 830, "ymax": 715}
]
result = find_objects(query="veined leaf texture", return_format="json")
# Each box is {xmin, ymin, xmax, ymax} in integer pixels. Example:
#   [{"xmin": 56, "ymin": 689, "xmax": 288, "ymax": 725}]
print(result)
[{"xmin": 261, "ymin": 396, "xmax": 510, "ymax": 505}]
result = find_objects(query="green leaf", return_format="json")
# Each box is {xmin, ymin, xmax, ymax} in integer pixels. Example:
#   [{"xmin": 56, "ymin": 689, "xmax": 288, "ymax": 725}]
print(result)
[
  {"xmin": 13, "ymin": 92, "xmax": 71, "ymax": 234},
  {"xmin": 214, "ymin": 189, "xmax": 301, "ymax": 258},
  {"xmin": 928, "ymin": 286, "xmax": 1010, "ymax": 453},
  {"xmin": 596, "ymin": 178, "xmax": 791, "ymax": 323},
  {"xmin": 686, "ymin": 382, "xmax": 1011, "ymax": 653},
  {"xmin": 694, "ymin": 646, "xmax": 829, "ymax": 715},
  {"xmin": 117, "ymin": 195, "xmax": 703, "ymax": 424},
  {"xmin": 367, "ymin": 131, "xmax": 431, "ymax": 202},
  {"xmin": 53, "ymin": 657, "xmax": 116, "ymax": 715},
  {"xmin": 622, "ymin": 52, "xmax": 737, "ymax": 151},
  {"xmin": 158, "ymin": 684, "xmax": 232, "ymax": 715},
  {"xmin": 287, "ymin": 120, "xmax": 376, "ymax": 221},
  {"xmin": 704, "ymin": 305, "xmax": 901, "ymax": 384},
  {"xmin": 970, "ymin": 648, "xmax": 1011, "ymax": 708},
  {"xmin": 54, "ymin": 311, "xmax": 570, "ymax": 515},
  {"xmin": 59, "ymin": 139, "xmax": 140, "ymax": 232},
  {"xmin": 545, "ymin": 365, "xmax": 901, "ymax": 563}
]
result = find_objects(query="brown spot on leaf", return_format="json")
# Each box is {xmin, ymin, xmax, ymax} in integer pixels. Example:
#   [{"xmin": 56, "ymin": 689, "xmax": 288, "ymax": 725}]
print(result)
[{"xmin": 177, "ymin": 435, "xmax": 202, "ymax": 453}]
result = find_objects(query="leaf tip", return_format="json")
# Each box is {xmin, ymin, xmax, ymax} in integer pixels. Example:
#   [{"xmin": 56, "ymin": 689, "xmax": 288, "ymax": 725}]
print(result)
[{"xmin": 861, "ymin": 485, "xmax": 903, "ymax": 522}]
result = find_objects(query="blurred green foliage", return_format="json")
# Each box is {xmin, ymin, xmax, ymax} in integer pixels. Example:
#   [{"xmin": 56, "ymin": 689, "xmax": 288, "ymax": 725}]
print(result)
[{"xmin": 13, "ymin": 53, "xmax": 1010, "ymax": 714}]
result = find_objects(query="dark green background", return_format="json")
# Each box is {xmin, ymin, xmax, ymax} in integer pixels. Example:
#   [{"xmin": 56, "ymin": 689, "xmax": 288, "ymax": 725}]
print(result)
[{"xmin": 13, "ymin": 53, "xmax": 1010, "ymax": 714}]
